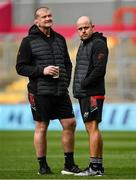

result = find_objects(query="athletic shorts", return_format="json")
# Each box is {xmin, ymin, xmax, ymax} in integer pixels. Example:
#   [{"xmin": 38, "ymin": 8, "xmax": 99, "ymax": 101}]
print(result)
[
  {"xmin": 28, "ymin": 93, "xmax": 74, "ymax": 122},
  {"xmin": 78, "ymin": 96, "xmax": 105, "ymax": 123}
]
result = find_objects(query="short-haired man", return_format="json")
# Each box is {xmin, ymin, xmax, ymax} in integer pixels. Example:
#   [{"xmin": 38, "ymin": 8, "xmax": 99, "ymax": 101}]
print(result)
[{"xmin": 16, "ymin": 7, "xmax": 81, "ymax": 175}]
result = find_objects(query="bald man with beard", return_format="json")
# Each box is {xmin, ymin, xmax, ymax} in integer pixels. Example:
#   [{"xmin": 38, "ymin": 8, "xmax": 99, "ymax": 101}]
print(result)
[{"xmin": 73, "ymin": 16, "xmax": 109, "ymax": 176}]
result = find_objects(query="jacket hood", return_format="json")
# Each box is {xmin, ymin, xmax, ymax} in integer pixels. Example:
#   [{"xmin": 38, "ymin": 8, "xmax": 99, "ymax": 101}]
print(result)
[
  {"xmin": 83, "ymin": 32, "xmax": 107, "ymax": 44},
  {"xmin": 28, "ymin": 25, "xmax": 42, "ymax": 36},
  {"xmin": 91, "ymin": 32, "xmax": 107, "ymax": 43},
  {"xmin": 28, "ymin": 24, "xmax": 54, "ymax": 37}
]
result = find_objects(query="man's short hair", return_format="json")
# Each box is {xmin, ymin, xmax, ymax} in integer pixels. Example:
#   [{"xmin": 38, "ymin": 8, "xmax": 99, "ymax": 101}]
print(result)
[{"xmin": 34, "ymin": 7, "xmax": 50, "ymax": 19}]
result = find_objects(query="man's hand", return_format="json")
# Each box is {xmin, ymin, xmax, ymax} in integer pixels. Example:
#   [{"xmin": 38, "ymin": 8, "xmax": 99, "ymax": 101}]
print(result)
[{"xmin": 43, "ymin": 65, "xmax": 59, "ymax": 76}]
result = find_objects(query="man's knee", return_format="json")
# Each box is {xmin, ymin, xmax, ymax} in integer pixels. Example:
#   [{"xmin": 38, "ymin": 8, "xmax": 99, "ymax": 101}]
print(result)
[
  {"xmin": 35, "ymin": 121, "xmax": 48, "ymax": 133},
  {"xmin": 61, "ymin": 118, "xmax": 76, "ymax": 130},
  {"xmin": 85, "ymin": 120, "xmax": 99, "ymax": 132}
]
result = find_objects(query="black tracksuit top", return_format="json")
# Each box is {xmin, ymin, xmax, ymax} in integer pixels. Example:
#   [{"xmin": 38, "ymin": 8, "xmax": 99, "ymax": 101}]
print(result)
[
  {"xmin": 16, "ymin": 25, "xmax": 72, "ymax": 95},
  {"xmin": 73, "ymin": 32, "xmax": 109, "ymax": 98}
]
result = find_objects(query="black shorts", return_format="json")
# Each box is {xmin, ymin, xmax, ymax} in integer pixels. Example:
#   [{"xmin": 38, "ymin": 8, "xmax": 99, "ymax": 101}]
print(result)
[
  {"xmin": 78, "ymin": 96, "xmax": 104, "ymax": 123},
  {"xmin": 28, "ymin": 93, "xmax": 74, "ymax": 122}
]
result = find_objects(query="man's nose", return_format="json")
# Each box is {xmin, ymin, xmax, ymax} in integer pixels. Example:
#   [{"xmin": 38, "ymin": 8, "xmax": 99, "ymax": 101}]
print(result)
[{"xmin": 46, "ymin": 16, "xmax": 51, "ymax": 20}]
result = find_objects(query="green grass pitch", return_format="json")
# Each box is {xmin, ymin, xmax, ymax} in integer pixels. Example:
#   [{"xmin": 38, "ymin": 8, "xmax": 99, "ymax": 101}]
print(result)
[{"xmin": 0, "ymin": 130, "xmax": 136, "ymax": 179}]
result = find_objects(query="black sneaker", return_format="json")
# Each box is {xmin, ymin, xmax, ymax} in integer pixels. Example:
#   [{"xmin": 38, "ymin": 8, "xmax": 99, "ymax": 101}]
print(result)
[
  {"xmin": 61, "ymin": 164, "xmax": 81, "ymax": 175},
  {"xmin": 38, "ymin": 166, "xmax": 53, "ymax": 175},
  {"xmin": 97, "ymin": 166, "xmax": 104, "ymax": 176}
]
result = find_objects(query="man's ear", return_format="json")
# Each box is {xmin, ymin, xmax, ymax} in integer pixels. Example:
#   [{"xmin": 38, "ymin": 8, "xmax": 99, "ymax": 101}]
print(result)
[
  {"xmin": 34, "ymin": 19, "xmax": 39, "ymax": 25},
  {"xmin": 92, "ymin": 24, "xmax": 95, "ymax": 28}
]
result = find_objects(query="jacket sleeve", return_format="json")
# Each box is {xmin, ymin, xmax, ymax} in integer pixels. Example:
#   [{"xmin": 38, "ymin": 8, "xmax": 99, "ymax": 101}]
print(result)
[
  {"xmin": 81, "ymin": 40, "xmax": 108, "ymax": 88},
  {"xmin": 63, "ymin": 39, "xmax": 72, "ymax": 85},
  {"xmin": 16, "ymin": 38, "xmax": 44, "ymax": 78}
]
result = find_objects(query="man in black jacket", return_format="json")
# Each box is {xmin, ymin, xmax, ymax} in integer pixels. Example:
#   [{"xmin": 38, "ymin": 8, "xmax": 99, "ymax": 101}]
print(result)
[
  {"xmin": 73, "ymin": 16, "xmax": 108, "ymax": 176},
  {"xmin": 16, "ymin": 7, "xmax": 81, "ymax": 175}
]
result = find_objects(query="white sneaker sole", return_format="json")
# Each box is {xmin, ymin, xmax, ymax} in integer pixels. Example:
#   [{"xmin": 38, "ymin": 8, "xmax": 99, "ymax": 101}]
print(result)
[
  {"xmin": 74, "ymin": 170, "xmax": 103, "ymax": 176},
  {"xmin": 75, "ymin": 172, "xmax": 104, "ymax": 176},
  {"xmin": 61, "ymin": 170, "xmax": 75, "ymax": 175}
]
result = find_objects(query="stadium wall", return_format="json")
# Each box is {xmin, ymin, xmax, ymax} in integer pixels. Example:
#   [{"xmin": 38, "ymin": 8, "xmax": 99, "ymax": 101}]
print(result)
[{"xmin": 0, "ymin": 103, "xmax": 136, "ymax": 131}]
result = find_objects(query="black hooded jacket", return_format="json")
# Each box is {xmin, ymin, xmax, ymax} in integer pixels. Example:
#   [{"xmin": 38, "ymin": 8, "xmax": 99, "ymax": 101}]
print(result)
[
  {"xmin": 16, "ymin": 25, "xmax": 72, "ymax": 95},
  {"xmin": 73, "ymin": 32, "xmax": 109, "ymax": 98}
]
